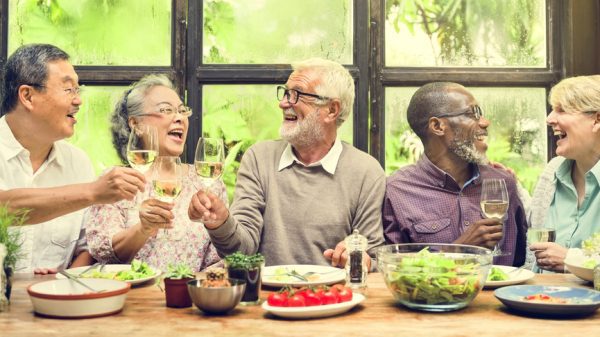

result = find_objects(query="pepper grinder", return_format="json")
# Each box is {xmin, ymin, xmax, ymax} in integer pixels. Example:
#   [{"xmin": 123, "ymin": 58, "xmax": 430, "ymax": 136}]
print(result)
[{"xmin": 345, "ymin": 229, "xmax": 368, "ymax": 291}]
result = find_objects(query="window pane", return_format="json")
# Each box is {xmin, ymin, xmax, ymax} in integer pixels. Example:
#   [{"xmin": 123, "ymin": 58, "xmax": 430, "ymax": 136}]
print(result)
[
  {"xmin": 385, "ymin": 0, "xmax": 546, "ymax": 67},
  {"xmin": 8, "ymin": 0, "xmax": 171, "ymax": 66},
  {"xmin": 385, "ymin": 87, "xmax": 547, "ymax": 193},
  {"xmin": 203, "ymin": 0, "xmax": 353, "ymax": 64},
  {"xmin": 69, "ymin": 86, "xmax": 124, "ymax": 174},
  {"xmin": 202, "ymin": 85, "xmax": 353, "ymax": 199}
]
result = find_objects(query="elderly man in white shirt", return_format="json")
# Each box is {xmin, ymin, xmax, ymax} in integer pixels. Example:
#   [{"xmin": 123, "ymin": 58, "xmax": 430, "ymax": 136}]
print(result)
[{"xmin": 0, "ymin": 44, "xmax": 146, "ymax": 274}]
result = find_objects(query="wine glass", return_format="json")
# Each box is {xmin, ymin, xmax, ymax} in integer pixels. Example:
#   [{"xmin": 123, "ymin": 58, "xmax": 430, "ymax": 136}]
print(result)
[
  {"xmin": 126, "ymin": 125, "xmax": 159, "ymax": 208},
  {"xmin": 151, "ymin": 156, "xmax": 183, "ymax": 238},
  {"xmin": 527, "ymin": 219, "xmax": 556, "ymax": 272},
  {"xmin": 480, "ymin": 178, "xmax": 509, "ymax": 256},
  {"xmin": 194, "ymin": 137, "xmax": 225, "ymax": 192}
]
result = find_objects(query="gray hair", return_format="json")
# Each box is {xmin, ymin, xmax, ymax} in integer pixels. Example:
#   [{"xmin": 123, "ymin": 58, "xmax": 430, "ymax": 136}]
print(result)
[
  {"xmin": 1, "ymin": 44, "xmax": 70, "ymax": 116},
  {"xmin": 111, "ymin": 74, "xmax": 175, "ymax": 164},
  {"xmin": 407, "ymin": 82, "xmax": 466, "ymax": 140},
  {"xmin": 292, "ymin": 58, "xmax": 354, "ymax": 127},
  {"xmin": 549, "ymin": 75, "xmax": 600, "ymax": 113}
]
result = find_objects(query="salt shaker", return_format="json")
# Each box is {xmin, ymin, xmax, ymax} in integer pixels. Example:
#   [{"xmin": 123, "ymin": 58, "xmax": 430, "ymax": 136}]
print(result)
[
  {"xmin": 345, "ymin": 229, "xmax": 368, "ymax": 290},
  {"xmin": 594, "ymin": 264, "xmax": 600, "ymax": 291}
]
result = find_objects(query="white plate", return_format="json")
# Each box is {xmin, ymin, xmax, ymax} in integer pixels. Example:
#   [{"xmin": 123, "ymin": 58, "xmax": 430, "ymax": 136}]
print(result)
[
  {"xmin": 56, "ymin": 264, "xmax": 161, "ymax": 285},
  {"xmin": 564, "ymin": 258, "xmax": 595, "ymax": 282},
  {"xmin": 262, "ymin": 265, "xmax": 346, "ymax": 287},
  {"xmin": 262, "ymin": 293, "xmax": 365, "ymax": 319},
  {"xmin": 484, "ymin": 265, "xmax": 535, "ymax": 288}
]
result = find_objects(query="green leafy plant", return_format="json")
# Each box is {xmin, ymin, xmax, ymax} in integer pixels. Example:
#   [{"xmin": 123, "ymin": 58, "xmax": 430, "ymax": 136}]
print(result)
[
  {"xmin": 162, "ymin": 263, "xmax": 195, "ymax": 280},
  {"xmin": 224, "ymin": 252, "xmax": 264, "ymax": 270},
  {"xmin": 0, "ymin": 205, "xmax": 28, "ymax": 273}
]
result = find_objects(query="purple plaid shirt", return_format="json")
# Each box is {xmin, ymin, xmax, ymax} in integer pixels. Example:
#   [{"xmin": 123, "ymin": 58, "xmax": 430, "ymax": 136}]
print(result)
[{"xmin": 382, "ymin": 155, "xmax": 527, "ymax": 266}]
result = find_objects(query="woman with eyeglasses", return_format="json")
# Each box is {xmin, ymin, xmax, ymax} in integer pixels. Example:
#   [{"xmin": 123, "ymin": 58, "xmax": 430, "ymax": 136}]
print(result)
[
  {"xmin": 84, "ymin": 74, "xmax": 226, "ymax": 272},
  {"xmin": 529, "ymin": 75, "xmax": 600, "ymax": 272}
]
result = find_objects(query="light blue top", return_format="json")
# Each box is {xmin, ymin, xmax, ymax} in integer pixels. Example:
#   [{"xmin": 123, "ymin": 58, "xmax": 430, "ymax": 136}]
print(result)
[{"xmin": 546, "ymin": 159, "xmax": 600, "ymax": 249}]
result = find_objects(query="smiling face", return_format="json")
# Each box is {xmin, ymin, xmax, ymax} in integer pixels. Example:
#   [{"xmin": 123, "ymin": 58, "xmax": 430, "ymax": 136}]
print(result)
[
  {"xmin": 132, "ymin": 85, "xmax": 188, "ymax": 157},
  {"xmin": 546, "ymin": 105, "xmax": 597, "ymax": 161},
  {"xmin": 442, "ymin": 89, "xmax": 490, "ymax": 164},
  {"xmin": 278, "ymin": 69, "xmax": 328, "ymax": 148},
  {"xmin": 30, "ymin": 60, "xmax": 82, "ymax": 141}
]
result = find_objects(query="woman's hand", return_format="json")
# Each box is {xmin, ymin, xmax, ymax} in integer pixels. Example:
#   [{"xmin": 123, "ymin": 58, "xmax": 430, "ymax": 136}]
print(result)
[
  {"xmin": 138, "ymin": 198, "xmax": 175, "ymax": 237},
  {"xmin": 530, "ymin": 242, "xmax": 568, "ymax": 272}
]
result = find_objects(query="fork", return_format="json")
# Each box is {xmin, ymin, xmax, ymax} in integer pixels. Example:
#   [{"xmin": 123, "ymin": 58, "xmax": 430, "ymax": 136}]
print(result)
[{"xmin": 58, "ymin": 270, "xmax": 105, "ymax": 293}]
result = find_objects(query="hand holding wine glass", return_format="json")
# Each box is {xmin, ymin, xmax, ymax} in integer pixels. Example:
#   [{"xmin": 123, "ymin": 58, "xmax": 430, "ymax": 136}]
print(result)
[{"xmin": 480, "ymin": 178, "xmax": 509, "ymax": 256}]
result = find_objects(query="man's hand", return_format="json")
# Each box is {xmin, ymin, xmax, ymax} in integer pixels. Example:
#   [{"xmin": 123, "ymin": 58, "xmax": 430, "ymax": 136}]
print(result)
[
  {"xmin": 188, "ymin": 190, "xmax": 228, "ymax": 229},
  {"xmin": 323, "ymin": 241, "xmax": 372, "ymax": 271},
  {"xmin": 91, "ymin": 167, "xmax": 146, "ymax": 204},
  {"xmin": 454, "ymin": 218, "xmax": 503, "ymax": 249},
  {"xmin": 34, "ymin": 268, "xmax": 57, "ymax": 275},
  {"xmin": 530, "ymin": 242, "xmax": 567, "ymax": 272},
  {"xmin": 139, "ymin": 199, "xmax": 175, "ymax": 236}
]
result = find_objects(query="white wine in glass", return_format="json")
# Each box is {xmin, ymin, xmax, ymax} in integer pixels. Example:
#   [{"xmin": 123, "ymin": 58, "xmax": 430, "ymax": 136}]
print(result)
[
  {"xmin": 194, "ymin": 137, "xmax": 225, "ymax": 191},
  {"xmin": 126, "ymin": 125, "xmax": 159, "ymax": 174},
  {"xmin": 152, "ymin": 156, "xmax": 183, "ymax": 238},
  {"xmin": 126, "ymin": 124, "xmax": 159, "ymax": 208},
  {"xmin": 480, "ymin": 178, "xmax": 509, "ymax": 256},
  {"xmin": 527, "ymin": 228, "xmax": 556, "ymax": 244}
]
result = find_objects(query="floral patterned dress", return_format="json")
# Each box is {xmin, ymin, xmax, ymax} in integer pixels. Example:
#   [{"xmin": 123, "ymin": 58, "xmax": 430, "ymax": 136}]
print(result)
[{"xmin": 85, "ymin": 165, "xmax": 226, "ymax": 272}]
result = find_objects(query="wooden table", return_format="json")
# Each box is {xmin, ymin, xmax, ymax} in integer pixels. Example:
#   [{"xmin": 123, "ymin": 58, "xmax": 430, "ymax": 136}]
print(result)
[{"xmin": 1, "ymin": 273, "xmax": 598, "ymax": 337}]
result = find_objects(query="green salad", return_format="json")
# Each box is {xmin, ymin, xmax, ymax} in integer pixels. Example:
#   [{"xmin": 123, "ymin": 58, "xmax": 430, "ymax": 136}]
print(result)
[
  {"xmin": 80, "ymin": 259, "xmax": 155, "ymax": 281},
  {"xmin": 383, "ymin": 248, "xmax": 482, "ymax": 305},
  {"xmin": 486, "ymin": 267, "xmax": 509, "ymax": 281},
  {"xmin": 582, "ymin": 233, "xmax": 600, "ymax": 256}
]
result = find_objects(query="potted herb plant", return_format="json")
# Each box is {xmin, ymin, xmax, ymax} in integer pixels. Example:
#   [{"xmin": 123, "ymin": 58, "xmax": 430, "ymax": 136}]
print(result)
[
  {"xmin": 0, "ymin": 205, "xmax": 26, "ymax": 311},
  {"xmin": 160, "ymin": 263, "xmax": 195, "ymax": 308},
  {"xmin": 224, "ymin": 252, "xmax": 265, "ymax": 305}
]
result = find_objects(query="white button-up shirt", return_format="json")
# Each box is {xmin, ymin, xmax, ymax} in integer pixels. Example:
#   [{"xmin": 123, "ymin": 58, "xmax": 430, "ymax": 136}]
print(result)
[{"xmin": 0, "ymin": 116, "xmax": 95, "ymax": 273}]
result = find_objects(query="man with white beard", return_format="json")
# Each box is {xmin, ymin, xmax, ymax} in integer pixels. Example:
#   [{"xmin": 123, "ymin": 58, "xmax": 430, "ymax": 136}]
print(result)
[
  {"xmin": 189, "ymin": 58, "xmax": 385, "ymax": 269},
  {"xmin": 382, "ymin": 82, "xmax": 527, "ymax": 266}
]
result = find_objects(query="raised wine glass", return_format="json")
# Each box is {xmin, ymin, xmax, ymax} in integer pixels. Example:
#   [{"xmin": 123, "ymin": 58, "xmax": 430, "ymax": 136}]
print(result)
[
  {"xmin": 194, "ymin": 137, "xmax": 225, "ymax": 192},
  {"xmin": 126, "ymin": 124, "xmax": 159, "ymax": 208},
  {"xmin": 151, "ymin": 156, "xmax": 183, "ymax": 238},
  {"xmin": 480, "ymin": 178, "xmax": 509, "ymax": 256}
]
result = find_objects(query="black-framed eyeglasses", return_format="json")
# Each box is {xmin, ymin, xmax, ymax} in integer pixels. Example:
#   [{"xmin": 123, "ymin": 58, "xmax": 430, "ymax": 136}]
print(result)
[
  {"xmin": 277, "ymin": 85, "xmax": 330, "ymax": 105},
  {"xmin": 27, "ymin": 83, "xmax": 84, "ymax": 99},
  {"xmin": 436, "ymin": 105, "xmax": 484, "ymax": 121}
]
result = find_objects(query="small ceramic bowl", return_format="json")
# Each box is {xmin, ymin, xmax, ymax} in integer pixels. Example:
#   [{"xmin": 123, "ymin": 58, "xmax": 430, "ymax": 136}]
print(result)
[
  {"xmin": 187, "ymin": 278, "xmax": 246, "ymax": 314},
  {"xmin": 27, "ymin": 278, "xmax": 130, "ymax": 318}
]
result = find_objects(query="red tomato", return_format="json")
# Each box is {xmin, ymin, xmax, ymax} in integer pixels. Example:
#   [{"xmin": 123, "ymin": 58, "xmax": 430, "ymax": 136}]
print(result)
[
  {"xmin": 322, "ymin": 290, "xmax": 339, "ymax": 305},
  {"xmin": 267, "ymin": 292, "xmax": 288, "ymax": 307},
  {"xmin": 287, "ymin": 294, "xmax": 306, "ymax": 307},
  {"xmin": 337, "ymin": 287, "xmax": 353, "ymax": 303},
  {"xmin": 303, "ymin": 290, "xmax": 322, "ymax": 306}
]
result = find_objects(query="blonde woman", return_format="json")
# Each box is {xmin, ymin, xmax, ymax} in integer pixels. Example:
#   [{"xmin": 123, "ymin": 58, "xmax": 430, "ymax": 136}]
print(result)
[{"xmin": 529, "ymin": 75, "xmax": 600, "ymax": 272}]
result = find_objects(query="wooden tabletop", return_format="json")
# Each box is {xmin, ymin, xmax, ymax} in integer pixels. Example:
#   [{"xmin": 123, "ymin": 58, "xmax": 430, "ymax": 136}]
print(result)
[{"xmin": 1, "ymin": 272, "xmax": 598, "ymax": 337}]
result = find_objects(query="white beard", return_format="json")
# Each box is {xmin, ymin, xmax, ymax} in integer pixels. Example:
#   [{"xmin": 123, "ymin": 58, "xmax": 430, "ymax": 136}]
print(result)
[
  {"xmin": 449, "ymin": 133, "xmax": 488, "ymax": 165},
  {"xmin": 280, "ymin": 108, "xmax": 324, "ymax": 148}
]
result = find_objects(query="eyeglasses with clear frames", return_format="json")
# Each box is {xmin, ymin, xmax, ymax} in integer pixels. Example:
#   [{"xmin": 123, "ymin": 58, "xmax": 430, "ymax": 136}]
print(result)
[
  {"xmin": 27, "ymin": 83, "xmax": 84, "ymax": 99},
  {"xmin": 137, "ymin": 104, "xmax": 193, "ymax": 117},
  {"xmin": 436, "ymin": 105, "xmax": 484, "ymax": 121},
  {"xmin": 277, "ymin": 85, "xmax": 330, "ymax": 105}
]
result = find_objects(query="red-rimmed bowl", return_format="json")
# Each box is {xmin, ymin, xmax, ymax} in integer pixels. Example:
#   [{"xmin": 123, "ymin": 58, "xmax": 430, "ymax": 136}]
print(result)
[{"xmin": 27, "ymin": 278, "xmax": 130, "ymax": 318}]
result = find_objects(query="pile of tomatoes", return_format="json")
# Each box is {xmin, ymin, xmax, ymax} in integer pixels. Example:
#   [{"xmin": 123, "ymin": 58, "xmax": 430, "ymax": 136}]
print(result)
[{"xmin": 266, "ymin": 284, "xmax": 353, "ymax": 307}]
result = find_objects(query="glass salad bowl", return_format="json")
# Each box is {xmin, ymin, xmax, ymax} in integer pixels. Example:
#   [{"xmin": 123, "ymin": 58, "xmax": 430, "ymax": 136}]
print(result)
[{"xmin": 377, "ymin": 243, "xmax": 493, "ymax": 312}]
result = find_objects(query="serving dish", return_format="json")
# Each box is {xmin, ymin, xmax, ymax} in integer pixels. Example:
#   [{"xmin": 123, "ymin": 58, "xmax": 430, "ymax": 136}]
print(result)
[
  {"xmin": 494, "ymin": 285, "xmax": 600, "ymax": 316},
  {"xmin": 261, "ymin": 293, "xmax": 365, "ymax": 319}
]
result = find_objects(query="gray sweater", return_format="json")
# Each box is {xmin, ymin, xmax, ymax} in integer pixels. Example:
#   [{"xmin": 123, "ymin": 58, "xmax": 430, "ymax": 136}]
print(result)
[{"xmin": 208, "ymin": 140, "xmax": 386, "ymax": 266}]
